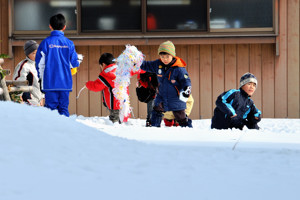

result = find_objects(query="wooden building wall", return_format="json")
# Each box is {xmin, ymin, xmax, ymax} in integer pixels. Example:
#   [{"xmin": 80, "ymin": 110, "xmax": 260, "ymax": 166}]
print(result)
[{"xmin": 1, "ymin": 0, "xmax": 299, "ymax": 119}]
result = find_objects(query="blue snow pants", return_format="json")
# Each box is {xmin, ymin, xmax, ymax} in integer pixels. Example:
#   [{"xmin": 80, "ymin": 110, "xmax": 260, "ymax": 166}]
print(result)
[{"xmin": 45, "ymin": 91, "xmax": 70, "ymax": 117}]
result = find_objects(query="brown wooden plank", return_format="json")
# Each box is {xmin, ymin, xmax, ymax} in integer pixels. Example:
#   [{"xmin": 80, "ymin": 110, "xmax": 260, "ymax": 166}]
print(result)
[
  {"xmin": 100, "ymin": 45, "xmax": 113, "ymax": 117},
  {"xmin": 249, "ymin": 44, "xmax": 263, "ymax": 113},
  {"xmin": 129, "ymin": 74, "xmax": 139, "ymax": 120},
  {"xmin": 136, "ymin": 45, "xmax": 149, "ymax": 119},
  {"xmin": 0, "ymin": 0, "xmax": 2, "ymax": 54},
  {"xmin": 224, "ymin": 44, "xmax": 237, "ymax": 91},
  {"xmin": 237, "ymin": 44, "xmax": 250, "ymax": 88},
  {"xmin": 212, "ymin": 44, "xmax": 225, "ymax": 113},
  {"xmin": 149, "ymin": 45, "xmax": 158, "ymax": 61},
  {"xmin": 71, "ymin": 37, "xmax": 276, "ymax": 47},
  {"xmin": 88, "ymin": 46, "xmax": 102, "ymax": 117},
  {"xmin": 1, "ymin": 0, "xmax": 8, "ymax": 55},
  {"xmin": 262, "ymin": 44, "xmax": 275, "ymax": 118},
  {"xmin": 273, "ymin": 0, "xmax": 288, "ymax": 118},
  {"xmin": 75, "ymin": 46, "xmax": 89, "ymax": 116},
  {"xmin": 69, "ymin": 75, "xmax": 77, "ymax": 115},
  {"xmin": 287, "ymin": 0, "xmax": 300, "ymax": 118},
  {"xmin": 176, "ymin": 44, "xmax": 188, "ymax": 69},
  {"xmin": 187, "ymin": 45, "xmax": 200, "ymax": 119},
  {"xmin": 13, "ymin": 46, "xmax": 24, "ymax": 70},
  {"xmin": 200, "ymin": 45, "xmax": 212, "ymax": 119}
]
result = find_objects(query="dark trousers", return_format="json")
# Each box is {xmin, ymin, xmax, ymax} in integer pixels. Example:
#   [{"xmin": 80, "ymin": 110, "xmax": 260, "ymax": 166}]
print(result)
[
  {"xmin": 146, "ymin": 99, "xmax": 154, "ymax": 121},
  {"xmin": 151, "ymin": 102, "xmax": 192, "ymax": 128},
  {"xmin": 109, "ymin": 109, "xmax": 120, "ymax": 123}
]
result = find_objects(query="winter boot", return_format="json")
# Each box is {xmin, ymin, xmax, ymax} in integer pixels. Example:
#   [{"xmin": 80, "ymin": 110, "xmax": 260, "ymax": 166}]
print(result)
[
  {"xmin": 146, "ymin": 118, "xmax": 152, "ymax": 127},
  {"xmin": 164, "ymin": 118, "xmax": 174, "ymax": 127},
  {"xmin": 178, "ymin": 118, "xmax": 193, "ymax": 128}
]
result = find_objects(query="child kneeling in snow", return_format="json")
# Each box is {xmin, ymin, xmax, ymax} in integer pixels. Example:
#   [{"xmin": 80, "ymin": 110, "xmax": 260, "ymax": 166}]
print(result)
[{"xmin": 211, "ymin": 72, "xmax": 261, "ymax": 130}]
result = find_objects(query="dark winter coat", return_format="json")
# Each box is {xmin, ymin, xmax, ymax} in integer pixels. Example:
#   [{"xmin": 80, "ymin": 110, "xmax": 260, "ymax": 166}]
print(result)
[
  {"xmin": 136, "ymin": 71, "xmax": 158, "ymax": 103},
  {"xmin": 211, "ymin": 88, "xmax": 261, "ymax": 130},
  {"xmin": 140, "ymin": 57, "xmax": 191, "ymax": 111}
]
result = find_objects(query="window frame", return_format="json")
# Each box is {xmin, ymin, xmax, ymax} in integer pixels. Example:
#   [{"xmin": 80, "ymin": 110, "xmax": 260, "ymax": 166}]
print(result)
[{"xmin": 9, "ymin": 0, "xmax": 278, "ymax": 39}]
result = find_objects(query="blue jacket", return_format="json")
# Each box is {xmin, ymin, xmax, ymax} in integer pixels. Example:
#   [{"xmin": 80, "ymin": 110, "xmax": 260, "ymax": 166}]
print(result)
[
  {"xmin": 211, "ymin": 89, "xmax": 261, "ymax": 129},
  {"xmin": 35, "ymin": 30, "xmax": 79, "ymax": 91},
  {"xmin": 140, "ymin": 57, "xmax": 191, "ymax": 111}
]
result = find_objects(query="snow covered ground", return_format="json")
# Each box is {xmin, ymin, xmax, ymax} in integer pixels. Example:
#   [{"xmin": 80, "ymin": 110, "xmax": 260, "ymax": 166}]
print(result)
[{"xmin": 1, "ymin": 101, "xmax": 300, "ymax": 200}]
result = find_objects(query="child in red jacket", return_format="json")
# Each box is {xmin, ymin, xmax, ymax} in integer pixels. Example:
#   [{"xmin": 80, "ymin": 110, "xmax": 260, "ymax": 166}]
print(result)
[{"xmin": 85, "ymin": 53, "xmax": 121, "ymax": 123}]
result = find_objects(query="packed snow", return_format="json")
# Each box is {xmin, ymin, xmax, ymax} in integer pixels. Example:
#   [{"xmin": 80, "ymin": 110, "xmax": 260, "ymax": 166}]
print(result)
[{"xmin": 1, "ymin": 101, "xmax": 300, "ymax": 200}]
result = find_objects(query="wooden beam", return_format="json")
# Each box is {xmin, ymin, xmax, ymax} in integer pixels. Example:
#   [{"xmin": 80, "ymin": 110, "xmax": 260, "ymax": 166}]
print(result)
[{"xmin": 11, "ymin": 37, "xmax": 276, "ymax": 47}]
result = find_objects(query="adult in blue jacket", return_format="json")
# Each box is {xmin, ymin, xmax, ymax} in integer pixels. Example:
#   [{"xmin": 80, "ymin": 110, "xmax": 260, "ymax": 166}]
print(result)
[
  {"xmin": 36, "ymin": 13, "xmax": 82, "ymax": 117},
  {"xmin": 211, "ymin": 72, "xmax": 262, "ymax": 130},
  {"xmin": 140, "ymin": 41, "xmax": 192, "ymax": 127}
]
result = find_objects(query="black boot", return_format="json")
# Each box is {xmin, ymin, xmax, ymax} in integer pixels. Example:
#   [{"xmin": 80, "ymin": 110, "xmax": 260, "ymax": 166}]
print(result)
[
  {"xmin": 178, "ymin": 118, "xmax": 193, "ymax": 128},
  {"xmin": 146, "ymin": 118, "xmax": 152, "ymax": 127}
]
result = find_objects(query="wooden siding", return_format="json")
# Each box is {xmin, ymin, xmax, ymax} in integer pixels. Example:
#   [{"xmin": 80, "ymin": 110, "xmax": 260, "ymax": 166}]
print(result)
[
  {"xmin": 1, "ymin": 1, "xmax": 299, "ymax": 119},
  {"xmin": 7, "ymin": 43, "xmax": 294, "ymax": 119},
  {"xmin": 287, "ymin": 0, "xmax": 300, "ymax": 118}
]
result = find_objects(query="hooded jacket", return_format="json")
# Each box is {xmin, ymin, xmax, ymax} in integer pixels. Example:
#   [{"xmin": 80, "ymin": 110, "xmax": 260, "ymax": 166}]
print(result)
[
  {"xmin": 140, "ymin": 57, "xmax": 191, "ymax": 111},
  {"xmin": 86, "ymin": 64, "xmax": 120, "ymax": 110}
]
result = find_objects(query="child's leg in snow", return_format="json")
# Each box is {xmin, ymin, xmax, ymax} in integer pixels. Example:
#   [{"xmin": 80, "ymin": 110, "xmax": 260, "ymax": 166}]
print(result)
[
  {"xmin": 45, "ymin": 91, "xmax": 59, "ymax": 111},
  {"xmin": 173, "ymin": 110, "xmax": 192, "ymax": 128},
  {"xmin": 150, "ymin": 102, "xmax": 164, "ymax": 127},
  {"xmin": 57, "ymin": 91, "xmax": 70, "ymax": 117},
  {"xmin": 146, "ymin": 99, "xmax": 154, "ymax": 125},
  {"xmin": 109, "ymin": 109, "xmax": 120, "ymax": 123}
]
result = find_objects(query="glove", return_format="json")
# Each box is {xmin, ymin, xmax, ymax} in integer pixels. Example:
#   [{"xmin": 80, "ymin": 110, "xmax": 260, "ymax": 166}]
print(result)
[
  {"xmin": 230, "ymin": 115, "xmax": 244, "ymax": 129},
  {"xmin": 254, "ymin": 116, "xmax": 261, "ymax": 123},
  {"xmin": 179, "ymin": 86, "xmax": 191, "ymax": 102},
  {"xmin": 77, "ymin": 54, "xmax": 84, "ymax": 64}
]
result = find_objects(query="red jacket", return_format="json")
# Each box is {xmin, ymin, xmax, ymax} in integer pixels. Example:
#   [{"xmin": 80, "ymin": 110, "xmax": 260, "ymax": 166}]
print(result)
[{"xmin": 86, "ymin": 64, "xmax": 120, "ymax": 110}]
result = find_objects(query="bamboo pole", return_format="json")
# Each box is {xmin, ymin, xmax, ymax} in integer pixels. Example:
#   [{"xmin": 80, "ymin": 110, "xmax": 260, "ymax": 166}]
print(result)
[
  {"xmin": 8, "ymin": 86, "xmax": 33, "ymax": 93},
  {"xmin": 0, "ymin": 59, "xmax": 11, "ymax": 101},
  {"xmin": 6, "ymin": 80, "xmax": 29, "ymax": 86}
]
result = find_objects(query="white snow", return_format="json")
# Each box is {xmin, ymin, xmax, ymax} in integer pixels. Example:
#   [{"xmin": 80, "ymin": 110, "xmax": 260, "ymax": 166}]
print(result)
[{"xmin": 1, "ymin": 101, "xmax": 300, "ymax": 200}]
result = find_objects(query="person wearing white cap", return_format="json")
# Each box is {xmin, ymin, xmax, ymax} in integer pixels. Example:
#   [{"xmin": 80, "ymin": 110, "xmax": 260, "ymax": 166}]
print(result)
[{"xmin": 211, "ymin": 72, "xmax": 261, "ymax": 130}]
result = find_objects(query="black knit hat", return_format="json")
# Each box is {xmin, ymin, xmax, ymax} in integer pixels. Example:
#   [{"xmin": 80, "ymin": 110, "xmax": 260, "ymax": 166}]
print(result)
[
  {"xmin": 24, "ymin": 40, "xmax": 39, "ymax": 57},
  {"xmin": 239, "ymin": 72, "xmax": 258, "ymax": 88}
]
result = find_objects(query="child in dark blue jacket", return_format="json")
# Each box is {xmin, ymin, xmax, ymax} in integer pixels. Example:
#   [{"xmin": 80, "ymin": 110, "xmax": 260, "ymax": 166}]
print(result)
[
  {"xmin": 211, "ymin": 72, "xmax": 261, "ymax": 130},
  {"xmin": 140, "ymin": 41, "xmax": 192, "ymax": 128}
]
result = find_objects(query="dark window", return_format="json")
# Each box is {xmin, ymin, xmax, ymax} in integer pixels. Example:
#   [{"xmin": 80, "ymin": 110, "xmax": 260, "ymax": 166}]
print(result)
[
  {"xmin": 12, "ymin": 0, "xmax": 275, "ymax": 34},
  {"xmin": 14, "ymin": 0, "xmax": 77, "ymax": 31},
  {"xmin": 81, "ymin": 0, "xmax": 141, "ymax": 31},
  {"xmin": 210, "ymin": 0, "xmax": 273, "ymax": 29},
  {"xmin": 146, "ymin": 0, "xmax": 207, "ymax": 31}
]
